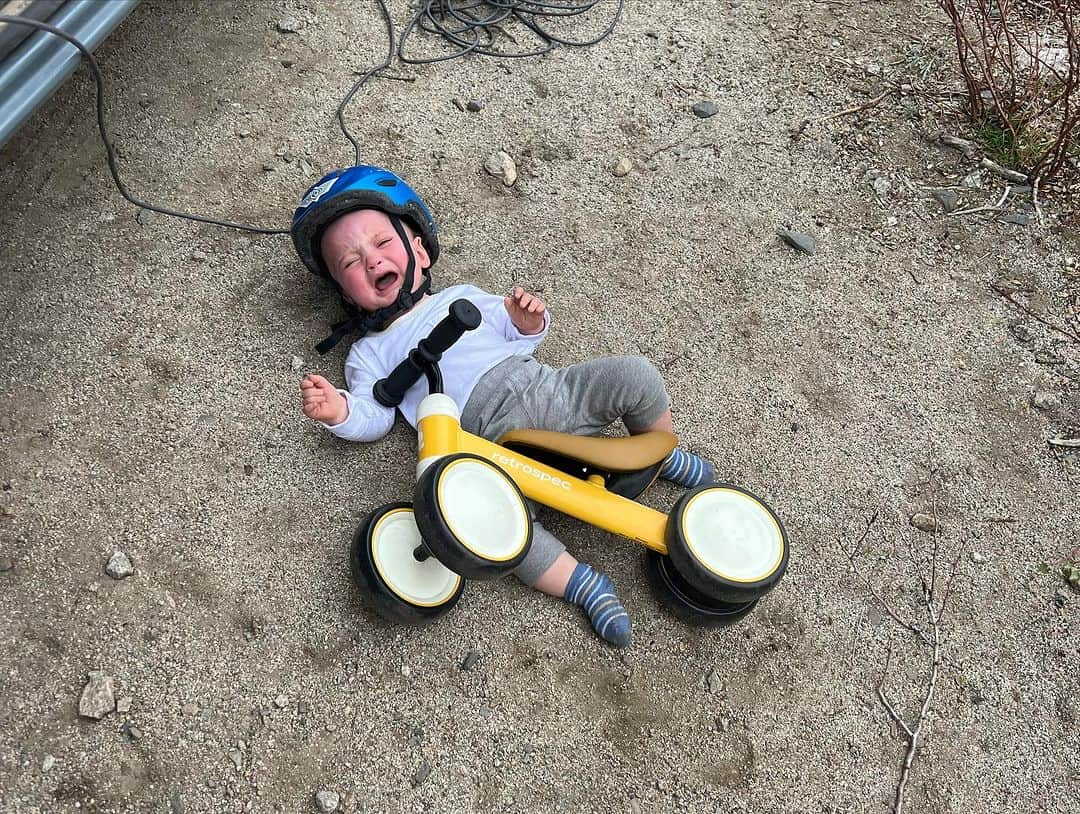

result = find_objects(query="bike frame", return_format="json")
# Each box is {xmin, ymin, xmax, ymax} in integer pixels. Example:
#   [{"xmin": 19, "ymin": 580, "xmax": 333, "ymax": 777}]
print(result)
[{"xmin": 415, "ymin": 394, "xmax": 670, "ymax": 555}]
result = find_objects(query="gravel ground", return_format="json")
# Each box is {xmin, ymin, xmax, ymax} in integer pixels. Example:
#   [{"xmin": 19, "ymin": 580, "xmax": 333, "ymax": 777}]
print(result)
[{"xmin": 1, "ymin": 1, "xmax": 1078, "ymax": 812}]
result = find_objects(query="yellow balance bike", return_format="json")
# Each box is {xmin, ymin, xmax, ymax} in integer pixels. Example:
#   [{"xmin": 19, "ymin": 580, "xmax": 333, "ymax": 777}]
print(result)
[{"xmin": 350, "ymin": 300, "xmax": 790, "ymax": 628}]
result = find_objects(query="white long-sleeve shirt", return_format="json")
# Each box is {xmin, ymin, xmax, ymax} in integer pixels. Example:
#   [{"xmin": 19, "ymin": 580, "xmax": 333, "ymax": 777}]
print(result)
[{"xmin": 323, "ymin": 285, "xmax": 549, "ymax": 442}]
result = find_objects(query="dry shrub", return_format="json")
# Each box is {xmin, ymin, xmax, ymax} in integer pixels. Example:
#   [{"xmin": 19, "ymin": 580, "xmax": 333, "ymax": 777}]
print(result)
[{"xmin": 939, "ymin": 0, "xmax": 1079, "ymax": 185}]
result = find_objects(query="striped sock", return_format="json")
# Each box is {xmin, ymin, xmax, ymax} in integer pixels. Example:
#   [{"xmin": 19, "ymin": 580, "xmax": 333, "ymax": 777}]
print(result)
[
  {"xmin": 659, "ymin": 448, "xmax": 715, "ymax": 488},
  {"xmin": 564, "ymin": 563, "xmax": 631, "ymax": 648}
]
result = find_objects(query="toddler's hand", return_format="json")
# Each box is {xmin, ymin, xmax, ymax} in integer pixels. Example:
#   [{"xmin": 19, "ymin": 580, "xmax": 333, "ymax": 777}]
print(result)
[
  {"xmin": 504, "ymin": 286, "xmax": 547, "ymax": 335},
  {"xmin": 300, "ymin": 374, "xmax": 349, "ymax": 425}
]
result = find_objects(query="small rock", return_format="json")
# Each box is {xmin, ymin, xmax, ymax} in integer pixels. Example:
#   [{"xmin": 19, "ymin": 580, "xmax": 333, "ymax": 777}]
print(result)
[
  {"xmin": 910, "ymin": 513, "xmax": 938, "ymax": 533},
  {"xmin": 116, "ymin": 695, "xmax": 133, "ymax": 713},
  {"xmin": 124, "ymin": 722, "xmax": 143, "ymax": 741},
  {"xmin": 692, "ymin": 100, "xmax": 719, "ymax": 118},
  {"xmin": 190, "ymin": 250, "xmax": 208, "ymax": 261},
  {"xmin": 885, "ymin": 215, "xmax": 899, "ymax": 228},
  {"xmin": 961, "ymin": 170, "xmax": 983, "ymax": 188},
  {"xmin": 461, "ymin": 651, "xmax": 481, "ymax": 671},
  {"xmin": 262, "ymin": 163, "xmax": 276, "ymax": 172},
  {"xmin": 452, "ymin": 98, "xmax": 466, "ymax": 111},
  {"xmin": 630, "ymin": 800, "xmax": 643, "ymax": 814},
  {"xmin": 1009, "ymin": 323, "xmax": 1032, "ymax": 342},
  {"xmin": 290, "ymin": 355, "xmax": 304, "ymax": 372},
  {"xmin": 611, "ymin": 157, "xmax": 633, "ymax": 177},
  {"xmin": 42, "ymin": 754, "xmax": 56, "ymax": 772},
  {"xmin": 705, "ymin": 668, "xmax": 722, "ymax": 694},
  {"xmin": 871, "ymin": 176, "xmax": 892, "ymax": 197},
  {"xmin": 313, "ymin": 790, "xmax": 339, "ymax": 813},
  {"xmin": 105, "ymin": 550, "xmax": 134, "ymax": 580},
  {"xmin": 228, "ymin": 749, "xmax": 243, "ymax": 771},
  {"xmin": 79, "ymin": 671, "xmax": 116, "ymax": 720},
  {"xmin": 776, "ymin": 228, "xmax": 815, "ymax": 256},
  {"xmin": 280, "ymin": 59, "xmax": 294, "ymax": 68},
  {"xmin": 999, "ymin": 212, "xmax": 1029, "ymax": 226},
  {"xmin": 716, "ymin": 715, "xmax": 730, "ymax": 732},
  {"xmin": 0, "ymin": 556, "xmax": 13, "ymax": 572},
  {"xmin": 931, "ymin": 189, "xmax": 958, "ymax": 213},
  {"xmin": 412, "ymin": 759, "xmax": 432, "ymax": 787},
  {"xmin": 465, "ymin": 99, "xmax": 485, "ymax": 112},
  {"xmin": 276, "ymin": 17, "xmax": 302, "ymax": 34},
  {"xmin": 1032, "ymin": 391, "xmax": 1060, "ymax": 411},
  {"xmin": 274, "ymin": 694, "xmax": 289, "ymax": 709},
  {"xmin": 136, "ymin": 208, "xmax": 155, "ymax": 226},
  {"xmin": 970, "ymin": 551, "xmax": 988, "ymax": 564},
  {"xmin": 483, "ymin": 151, "xmax": 517, "ymax": 186},
  {"xmin": 1053, "ymin": 589, "xmax": 1070, "ymax": 609},
  {"xmin": 401, "ymin": 665, "xmax": 411, "ymax": 678}
]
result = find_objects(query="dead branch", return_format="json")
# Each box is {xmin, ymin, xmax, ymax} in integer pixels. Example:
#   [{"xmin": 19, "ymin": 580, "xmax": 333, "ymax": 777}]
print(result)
[
  {"xmin": 990, "ymin": 282, "xmax": 1080, "ymax": 343},
  {"xmin": 816, "ymin": 89, "xmax": 894, "ymax": 122},
  {"xmin": 846, "ymin": 464, "xmax": 960, "ymax": 814}
]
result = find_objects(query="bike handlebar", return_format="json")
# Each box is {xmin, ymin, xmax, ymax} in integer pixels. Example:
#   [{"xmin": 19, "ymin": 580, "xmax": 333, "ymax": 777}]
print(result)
[{"xmin": 373, "ymin": 299, "xmax": 482, "ymax": 408}]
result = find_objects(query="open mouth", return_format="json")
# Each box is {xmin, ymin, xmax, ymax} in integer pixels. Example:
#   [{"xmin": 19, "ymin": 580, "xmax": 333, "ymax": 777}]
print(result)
[{"xmin": 374, "ymin": 271, "xmax": 399, "ymax": 293}]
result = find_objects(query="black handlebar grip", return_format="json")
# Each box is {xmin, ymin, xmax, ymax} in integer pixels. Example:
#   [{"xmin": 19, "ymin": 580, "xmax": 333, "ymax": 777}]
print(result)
[
  {"xmin": 423, "ymin": 299, "xmax": 481, "ymax": 355},
  {"xmin": 372, "ymin": 299, "xmax": 482, "ymax": 408}
]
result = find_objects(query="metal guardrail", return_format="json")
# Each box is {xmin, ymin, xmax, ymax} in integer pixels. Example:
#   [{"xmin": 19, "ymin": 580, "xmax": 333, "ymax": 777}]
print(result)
[{"xmin": 0, "ymin": 0, "xmax": 140, "ymax": 149}]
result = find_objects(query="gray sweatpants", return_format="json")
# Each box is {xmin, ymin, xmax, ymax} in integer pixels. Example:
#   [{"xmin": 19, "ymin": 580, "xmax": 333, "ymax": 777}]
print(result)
[{"xmin": 460, "ymin": 354, "xmax": 671, "ymax": 584}]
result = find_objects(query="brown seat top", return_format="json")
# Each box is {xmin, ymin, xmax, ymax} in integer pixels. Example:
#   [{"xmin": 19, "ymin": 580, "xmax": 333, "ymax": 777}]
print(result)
[{"xmin": 495, "ymin": 429, "xmax": 677, "ymax": 473}]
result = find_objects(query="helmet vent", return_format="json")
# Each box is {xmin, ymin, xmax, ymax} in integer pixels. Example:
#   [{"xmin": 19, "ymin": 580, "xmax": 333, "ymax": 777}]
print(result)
[{"xmin": 377, "ymin": 178, "xmax": 398, "ymax": 187}]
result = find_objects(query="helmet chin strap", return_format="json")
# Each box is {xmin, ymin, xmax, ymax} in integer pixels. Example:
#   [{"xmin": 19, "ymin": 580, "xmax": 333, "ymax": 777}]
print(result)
[{"xmin": 315, "ymin": 214, "xmax": 431, "ymax": 355}]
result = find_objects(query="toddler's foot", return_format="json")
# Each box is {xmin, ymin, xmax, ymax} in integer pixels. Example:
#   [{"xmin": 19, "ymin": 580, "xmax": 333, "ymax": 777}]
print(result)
[
  {"xmin": 564, "ymin": 563, "xmax": 631, "ymax": 648},
  {"xmin": 659, "ymin": 448, "xmax": 715, "ymax": 488}
]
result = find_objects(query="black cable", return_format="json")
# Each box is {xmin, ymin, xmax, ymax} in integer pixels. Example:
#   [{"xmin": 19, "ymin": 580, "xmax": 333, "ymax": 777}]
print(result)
[
  {"xmin": 0, "ymin": 14, "xmax": 290, "ymax": 234},
  {"xmin": 1, "ymin": 0, "xmax": 621, "ymax": 233}
]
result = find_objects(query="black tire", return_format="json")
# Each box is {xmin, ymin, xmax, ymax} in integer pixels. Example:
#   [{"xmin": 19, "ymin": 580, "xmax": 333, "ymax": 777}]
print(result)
[
  {"xmin": 643, "ymin": 549, "xmax": 759, "ymax": 627},
  {"xmin": 350, "ymin": 502, "xmax": 465, "ymax": 626},
  {"xmin": 413, "ymin": 453, "xmax": 532, "ymax": 580},
  {"xmin": 666, "ymin": 484, "xmax": 789, "ymax": 604}
]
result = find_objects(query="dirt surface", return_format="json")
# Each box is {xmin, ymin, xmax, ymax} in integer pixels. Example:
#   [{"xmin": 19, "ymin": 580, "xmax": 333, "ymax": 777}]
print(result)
[{"xmin": 1, "ymin": 1, "xmax": 1078, "ymax": 812}]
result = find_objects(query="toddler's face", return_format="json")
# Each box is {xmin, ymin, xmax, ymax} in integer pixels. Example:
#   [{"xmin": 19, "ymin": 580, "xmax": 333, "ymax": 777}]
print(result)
[{"xmin": 320, "ymin": 209, "xmax": 430, "ymax": 312}]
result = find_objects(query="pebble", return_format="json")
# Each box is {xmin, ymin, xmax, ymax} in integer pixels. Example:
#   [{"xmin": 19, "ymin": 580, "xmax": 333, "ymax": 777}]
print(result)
[
  {"xmin": 776, "ymin": 228, "xmax": 815, "ymax": 256},
  {"xmin": 401, "ymin": 665, "xmax": 411, "ymax": 678},
  {"xmin": 999, "ymin": 212, "xmax": 1029, "ymax": 226},
  {"xmin": 970, "ymin": 551, "xmax": 988, "ymax": 564},
  {"xmin": 314, "ymin": 790, "xmax": 339, "ymax": 813},
  {"xmin": 1009, "ymin": 323, "xmax": 1032, "ymax": 342},
  {"xmin": 116, "ymin": 695, "xmax": 133, "ymax": 713},
  {"xmin": 871, "ymin": 176, "xmax": 892, "ymax": 197},
  {"xmin": 124, "ymin": 722, "xmax": 143, "ymax": 741},
  {"xmin": 190, "ymin": 250, "xmax": 208, "ymax": 261},
  {"xmin": 630, "ymin": 800, "xmax": 643, "ymax": 814},
  {"xmin": 705, "ymin": 668, "xmax": 722, "ymax": 694},
  {"xmin": 461, "ymin": 651, "xmax": 481, "ymax": 671},
  {"xmin": 412, "ymin": 759, "xmax": 432, "ymax": 787},
  {"xmin": 465, "ymin": 99, "xmax": 485, "ymax": 112},
  {"xmin": 228, "ymin": 749, "xmax": 243, "ymax": 771},
  {"xmin": 611, "ymin": 157, "xmax": 633, "ymax": 177},
  {"xmin": 136, "ymin": 208, "xmax": 155, "ymax": 226},
  {"xmin": 291, "ymin": 355, "xmax": 304, "ymax": 372},
  {"xmin": 274, "ymin": 694, "xmax": 289, "ymax": 709},
  {"xmin": 931, "ymin": 189, "xmax": 958, "ymax": 213},
  {"xmin": 1053, "ymin": 589, "xmax": 1070, "ymax": 608},
  {"xmin": 1032, "ymin": 391, "xmax": 1060, "ymax": 410},
  {"xmin": 961, "ymin": 171, "xmax": 983, "ymax": 188},
  {"xmin": 910, "ymin": 513, "xmax": 938, "ymax": 533},
  {"xmin": 483, "ymin": 151, "xmax": 517, "ymax": 186},
  {"xmin": 42, "ymin": 754, "xmax": 56, "ymax": 772},
  {"xmin": 0, "ymin": 556, "xmax": 13, "ymax": 572},
  {"xmin": 105, "ymin": 550, "xmax": 134, "ymax": 579},
  {"xmin": 691, "ymin": 100, "xmax": 719, "ymax": 118},
  {"xmin": 79, "ymin": 671, "xmax": 116, "ymax": 720},
  {"xmin": 276, "ymin": 17, "xmax": 302, "ymax": 34}
]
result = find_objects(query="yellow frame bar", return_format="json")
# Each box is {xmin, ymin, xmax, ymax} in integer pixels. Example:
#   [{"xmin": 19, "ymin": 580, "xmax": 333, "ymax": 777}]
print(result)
[{"xmin": 419, "ymin": 412, "xmax": 669, "ymax": 554}]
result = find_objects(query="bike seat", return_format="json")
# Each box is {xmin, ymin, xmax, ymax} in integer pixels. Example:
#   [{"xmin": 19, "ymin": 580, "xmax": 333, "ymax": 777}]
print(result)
[{"xmin": 495, "ymin": 429, "xmax": 677, "ymax": 473}]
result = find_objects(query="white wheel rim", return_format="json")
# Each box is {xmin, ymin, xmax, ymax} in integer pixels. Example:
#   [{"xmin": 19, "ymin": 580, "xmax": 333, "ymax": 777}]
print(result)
[
  {"xmin": 372, "ymin": 509, "xmax": 461, "ymax": 606},
  {"xmin": 681, "ymin": 488, "xmax": 784, "ymax": 583},
  {"xmin": 437, "ymin": 459, "xmax": 529, "ymax": 562}
]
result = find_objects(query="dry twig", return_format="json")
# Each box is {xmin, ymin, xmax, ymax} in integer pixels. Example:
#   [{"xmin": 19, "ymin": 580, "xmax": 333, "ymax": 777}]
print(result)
[{"xmin": 844, "ymin": 466, "xmax": 960, "ymax": 814}]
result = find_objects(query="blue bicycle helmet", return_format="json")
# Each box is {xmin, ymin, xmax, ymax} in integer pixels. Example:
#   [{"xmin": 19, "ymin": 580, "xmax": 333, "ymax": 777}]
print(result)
[
  {"xmin": 291, "ymin": 165, "xmax": 441, "ymax": 354},
  {"xmin": 291, "ymin": 164, "xmax": 440, "ymax": 276}
]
